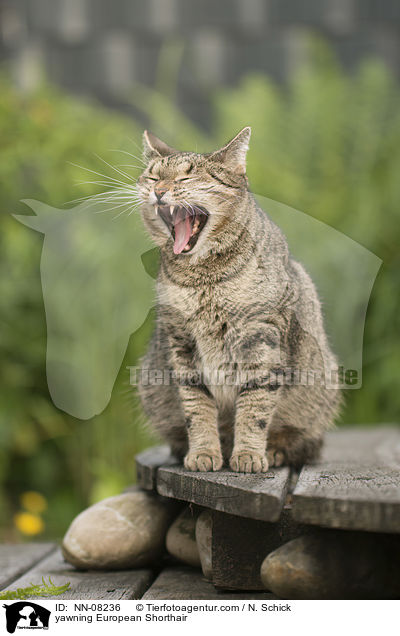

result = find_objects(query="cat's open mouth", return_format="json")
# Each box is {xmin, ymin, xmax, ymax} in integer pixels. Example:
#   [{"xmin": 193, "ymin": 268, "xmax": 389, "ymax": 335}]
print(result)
[{"xmin": 156, "ymin": 205, "xmax": 209, "ymax": 254}]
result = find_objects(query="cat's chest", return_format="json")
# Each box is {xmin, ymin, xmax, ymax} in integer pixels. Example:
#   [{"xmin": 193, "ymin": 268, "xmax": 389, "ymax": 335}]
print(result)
[
  {"xmin": 195, "ymin": 298, "xmax": 232, "ymax": 361},
  {"xmin": 178, "ymin": 284, "xmax": 248, "ymax": 363},
  {"xmin": 159, "ymin": 276, "xmax": 281, "ymax": 410},
  {"xmin": 161, "ymin": 274, "xmax": 240, "ymax": 333},
  {"xmin": 158, "ymin": 271, "xmax": 283, "ymax": 365},
  {"xmin": 189, "ymin": 288, "xmax": 240, "ymax": 407}
]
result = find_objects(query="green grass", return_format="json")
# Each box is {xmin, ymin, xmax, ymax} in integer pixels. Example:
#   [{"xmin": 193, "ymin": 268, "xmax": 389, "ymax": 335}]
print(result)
[{"xmin": 0, "ymin": 577, "xmax": 70, "ymax": 600}]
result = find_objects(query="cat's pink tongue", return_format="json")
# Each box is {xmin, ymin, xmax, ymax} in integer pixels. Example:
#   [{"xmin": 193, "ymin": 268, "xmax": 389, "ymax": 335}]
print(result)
[{"xmin": 173, "ymin": 209, "xmax": 192, "ymax": 254}]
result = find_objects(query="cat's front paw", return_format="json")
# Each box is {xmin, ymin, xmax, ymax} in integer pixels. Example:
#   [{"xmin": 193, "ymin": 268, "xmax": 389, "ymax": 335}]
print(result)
[
  {"xmin": 229, "ymin": 450, "xmax": 269, "ymax": 473},
  {"xmin": 184, "ymin": 449, "xmax": 223, "ymax": 472}
]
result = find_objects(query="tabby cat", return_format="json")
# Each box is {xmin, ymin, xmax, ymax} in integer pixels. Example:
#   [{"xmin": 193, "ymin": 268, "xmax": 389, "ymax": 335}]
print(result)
[{"xmin": 137, "ymin": 127, "xmax": 341, "ymax": 472}]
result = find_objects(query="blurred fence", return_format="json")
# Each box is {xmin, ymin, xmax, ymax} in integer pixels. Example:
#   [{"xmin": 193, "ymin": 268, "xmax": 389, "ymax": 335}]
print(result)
[{"xmin": 1, "ymin": 0, "xmax": 400, "ymax": 124}]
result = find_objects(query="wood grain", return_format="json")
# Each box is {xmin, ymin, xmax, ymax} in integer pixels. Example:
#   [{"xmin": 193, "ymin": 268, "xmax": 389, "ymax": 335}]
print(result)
[
  {"xmin": 2, "ymin": 548, "xmax": 154, "ymax": 600},
  {"xmin": 142, "ymin": 566, "xmax": 277, "ymax": 600},
  {"xmin": 292, "ymin": 426, "xmax": 400, "ymax": 533},
  {"xmin": 0, "ymin": 543, "xmax": 57, "ymax": 589},
  {"xmin": 157, "ymin": 465, "xmax": 290, "ymax": 522},
  {"xmin": 135, "ymin": 445, "xmax": 178, "ymax": 490}
]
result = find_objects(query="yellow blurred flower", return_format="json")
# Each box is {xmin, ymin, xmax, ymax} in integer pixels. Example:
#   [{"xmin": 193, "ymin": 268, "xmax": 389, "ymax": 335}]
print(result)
[
  {"xmin": 20, "ymin": 491, "xmax": 47, "ymax": 514},
  {"xmin": 14, "ymin": 512, "xmax": 44, "ymax": 536}
]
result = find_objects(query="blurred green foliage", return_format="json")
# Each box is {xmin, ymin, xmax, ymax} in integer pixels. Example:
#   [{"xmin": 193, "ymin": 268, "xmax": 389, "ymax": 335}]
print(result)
[
  {"xmin": 0, "ymin": 79, "xmax": 157, "ymax": 540},
  {"xmin": 0, "ymin": 39, "xmax": 399, "ymax": 539}
]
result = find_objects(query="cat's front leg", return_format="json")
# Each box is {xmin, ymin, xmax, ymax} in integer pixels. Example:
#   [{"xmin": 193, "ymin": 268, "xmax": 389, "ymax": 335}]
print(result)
[
  {"xmin": 165, "ymin": 328, "xmax": 223, "ymax": 471},
  {"xmin": 230, "ymin": 380, "xmax": 281, "ymax": 473},
  {"xmin": 178, "ymin": 382, "xmax": 223, "ymax": 472}
]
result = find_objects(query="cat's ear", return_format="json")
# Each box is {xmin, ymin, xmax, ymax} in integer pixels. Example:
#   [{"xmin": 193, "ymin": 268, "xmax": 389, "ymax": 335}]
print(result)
[
  {"xmin": 143, "ymin": 130, "xmax": 176, "ymax": 161},
  {"xmin": 210, "ymin": 126, "xmax": 251, "ymax": 175}
]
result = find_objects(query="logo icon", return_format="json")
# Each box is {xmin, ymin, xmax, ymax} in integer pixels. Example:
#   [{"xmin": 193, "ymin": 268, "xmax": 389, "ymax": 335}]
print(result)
[{"xmin": 3, "ymin": 602, "xmax": 50, "ymax": 633}]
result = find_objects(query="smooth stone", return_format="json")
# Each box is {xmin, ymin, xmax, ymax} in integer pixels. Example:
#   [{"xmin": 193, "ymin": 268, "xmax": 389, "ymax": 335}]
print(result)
[
  {"xmin": 195, "ymin": 510, "xmax": 213, "ymax": 580},
  {"xmin": 62, "ymin": 489, "xmax": 177, "ymax": 570},
  {"xmin": 166, "ymin": 507, "xmax": 201, "ymax": 568},
  {"xmin": 260, "ymin": 531, "xmax": 400, "ymax": 599}
]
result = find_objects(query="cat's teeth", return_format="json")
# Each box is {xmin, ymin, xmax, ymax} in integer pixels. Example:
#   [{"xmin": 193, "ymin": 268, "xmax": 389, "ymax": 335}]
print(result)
[
  {"xmin": 155, "ymin": 207, "xmax": 158, "ymax": 215},
  {"xmin": 170, "ymin": 206, "xmax": 174, "ymax": 216}
]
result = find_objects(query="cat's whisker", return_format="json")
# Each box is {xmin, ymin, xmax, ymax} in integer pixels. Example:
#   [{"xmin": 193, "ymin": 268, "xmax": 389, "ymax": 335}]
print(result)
[
  {"xmin": 93, "ymin": 201, "xmax": 132, "ymax": 214},
  {"xmin": 112, "ymin": 202, "xmax": 141, "ymax": 220},
  {"xmin": 69, "ymin": 162, "xmax": 133, "ymax": 188},
  {"xmin": 112, "ymin": 209, "xmax": 129, "ymax": 220},
  {"xmin": 118, "ymin": 163, "xmax": 145, "ymax": 170},
  {"xmin": 109, "ymin": 148, "xmax": 146, "ymax": 166},
  {"xmin": 126, "ymin": 137, "xmax": 147, "ymax": 162},
  {"xmin": 127, "ymin": 203, "xmax": 141, "ymax": 216},
  {"xmin": 90, "ymin": 186, "xmax": 139, "ymax": 197},
  {"xmin": 74, "ymin": 180, "xmax": 120, "ymax": 188},
  {"xmin": 125, "ymin": 140, "xmax": 147, "ymax": 162},
  {"xmin": 74, "ymin": 177, "xmax": 138, "ymax": 187},
  {"xmin": 93, "ymin": 153, "xmax": 136, "ymax": 183},
  {"xmin": 76, "ymin": 191, "xmax": 141, "ymax": 207},
  {"xmin": 63, "ymin": 194, "xmax": 93, "ymax": 206},
  {"xmin": 92, "ymin": 198, "xmax": 141, "ymax": 209},
  {"xmin": 93, "ymin": 200, "xmax": 140, "ymax": 216},
  {"xmin": 181, "ymin": 199, "xmax": 196, "ymax": 216},
  {"xmin": 63, "ymin": 188, "xmax": 138, "ymax": 207}
]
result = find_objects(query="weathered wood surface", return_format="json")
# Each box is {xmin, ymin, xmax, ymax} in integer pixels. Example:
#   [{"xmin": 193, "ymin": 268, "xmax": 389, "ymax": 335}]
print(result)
[
  {"xmin": 2, "ymin": 549, "xmax": 154, "ymax": 600},
  {"xmin": 157, "ymin": 465, "xmax": 290, "ymax": 522},
  {"xmin": 0, "ymin": 543, "xmax": 56, "ymax": 589},
  {"xmin": 211, "ymin": 509, "xmax": 311, "ymax": 590},
  {"xmin": 142, "ymin": 566, "xmax": 276, "ymax": 600},
  {"xmin": 136, "ymin": 447, "xmax": 290, "ymax": 521},
  {"xmin": 136, "ymin": 426, "xmax": 400, "ymax": 532},
  {"xmin": 292, "ymin": 426, "xmax": 400, "ymax": 533},
  {"xmin": 136, "ymin": 445, "xmax": 178, "ymax": 490}
]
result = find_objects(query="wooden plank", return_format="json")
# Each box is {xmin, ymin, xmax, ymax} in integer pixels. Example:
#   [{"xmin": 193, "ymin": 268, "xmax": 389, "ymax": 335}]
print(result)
[
  {"xmin": 292, "ymin": 426, "xmax": 400, "ymax": 533},
  {"xmin": 211, "ymin": 509, "xmax": 311, "ymax": 590},
  {"xmin": 3, "ymin": 548, "xmax": 154, "ymax": 600},
  {"xmin": 0, "ymin": 543, "xmax": 57, "ymax": 589},
  {"xmin": 142, "ymin": 566, "xmax": 277, "ymax": 600},
  {"xmin": 135, "ymin": 445, "xmax": 178, "ymax": 490},
  {"xmin": 157, "ymin": 466, "xmax": 290, "ymax": 522}
]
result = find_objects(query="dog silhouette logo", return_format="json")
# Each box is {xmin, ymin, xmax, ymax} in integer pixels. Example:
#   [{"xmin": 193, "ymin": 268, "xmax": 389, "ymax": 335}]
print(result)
[{"xmin": 3, "ymin": 602, "xmax": 50, "ymax": 633}]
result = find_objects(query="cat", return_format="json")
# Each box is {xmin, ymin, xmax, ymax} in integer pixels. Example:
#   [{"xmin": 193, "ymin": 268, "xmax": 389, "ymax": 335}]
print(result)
[{"xmin": 136, "ymin": 127, "xmax": 341, "ymax": 472}]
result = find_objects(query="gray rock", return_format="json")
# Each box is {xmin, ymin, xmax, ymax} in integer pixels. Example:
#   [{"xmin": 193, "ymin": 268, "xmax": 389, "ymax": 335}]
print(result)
[
  {"xmin": 166, "ymin": 507, "xmax": 201, "ymax": 568},
  {"xmin": 195, "ymin": 510, "xmax": 213, "ymax": 580},
  {"xmin": 62, "ymin": 489, "xmax": 177, "ymax": 569},
  {"xmin": 260, "ymin": 531, "xmax": 400, "ymax": 599}
]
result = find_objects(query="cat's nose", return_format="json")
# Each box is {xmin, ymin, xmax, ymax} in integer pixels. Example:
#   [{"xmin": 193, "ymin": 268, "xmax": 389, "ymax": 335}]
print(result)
[{"xmin": 154, "ymin": 188, "xmax": 167, "ymax": 203}]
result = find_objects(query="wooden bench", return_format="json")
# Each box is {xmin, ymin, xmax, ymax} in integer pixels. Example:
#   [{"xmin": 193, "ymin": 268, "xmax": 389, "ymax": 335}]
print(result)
[
  {"xmin": 1, "ymin": 426, "xmax": 399, "ymax": 599},
  {"xmin": 136, "ymin": 425, "xmax": 400, "ymax": 592}
]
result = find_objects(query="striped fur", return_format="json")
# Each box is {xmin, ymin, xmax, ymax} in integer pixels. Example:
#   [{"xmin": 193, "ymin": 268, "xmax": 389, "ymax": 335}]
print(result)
[{"xmin": 137, "ymin": 128, "xmax": 341, "ymax": 472}]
